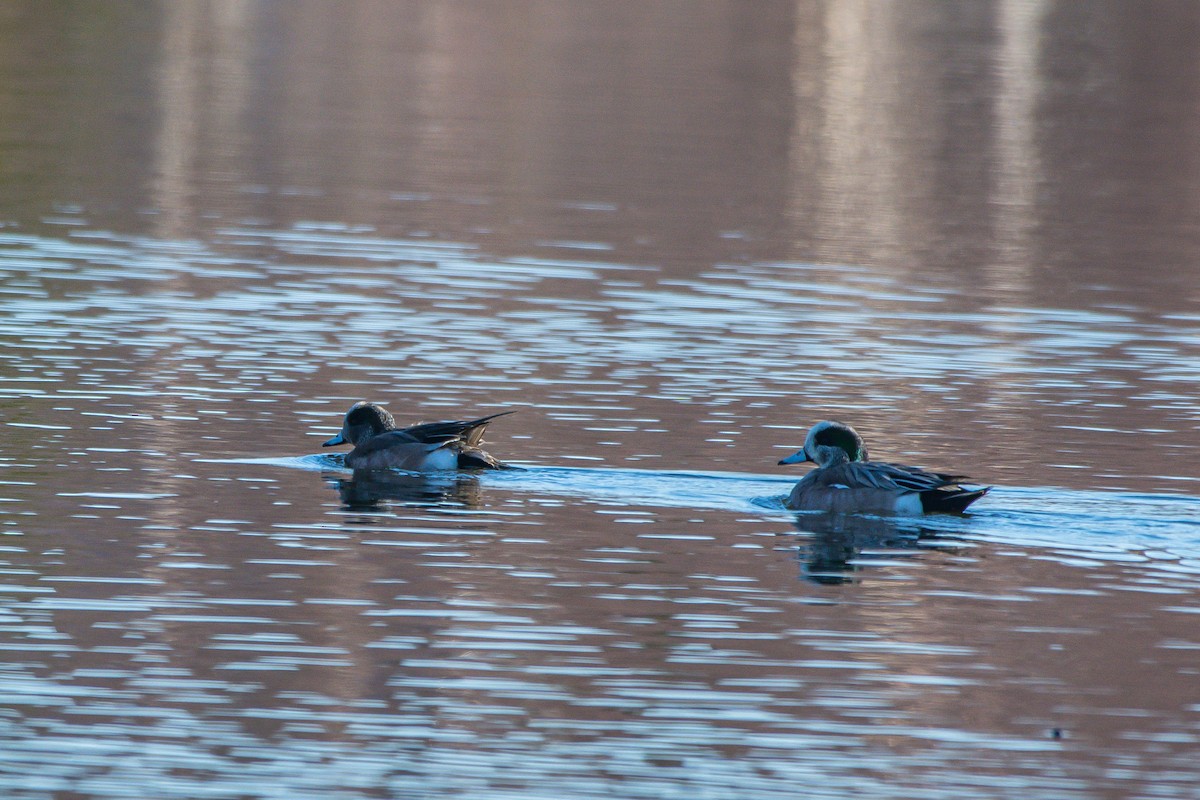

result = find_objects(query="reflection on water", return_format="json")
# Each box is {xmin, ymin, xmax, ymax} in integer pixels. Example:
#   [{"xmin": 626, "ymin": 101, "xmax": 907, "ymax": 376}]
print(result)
[
  {"xmin": 787, "ymin": 513, "xmax": 958, "ymax": 586},
  {"xmin": 2, "ymin": 460, "xmax": 1200, "ymax": 799},
  {"xmin": 2, "ymin": 2, "xmax": 1200, "ymax": 799},
  {"xmin": 328, "ymin": 470, "xmax": 485, "ymax": 512},
  {"xmin": 1, "ymin": 224, "xmax": 1194, "ymax": 493}
]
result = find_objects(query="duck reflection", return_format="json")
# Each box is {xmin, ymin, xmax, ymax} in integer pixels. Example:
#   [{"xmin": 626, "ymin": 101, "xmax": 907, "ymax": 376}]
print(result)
[
  {"xmin": 324, "ymin": 470, "xmax": 484, "ymax": 511},
  {"xmin": 788, "ymin": 513, "xmax": 960, "ymax": 585}
]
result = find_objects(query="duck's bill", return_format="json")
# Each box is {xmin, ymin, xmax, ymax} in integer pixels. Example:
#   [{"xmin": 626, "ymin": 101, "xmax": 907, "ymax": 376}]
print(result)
[
  {"xmin": 777, "ymin": 449, "xmax": 809, "ymax": 465},
  {"xmin": 322, "ymin": 433, "xmax": 346, "ymax": 447}
]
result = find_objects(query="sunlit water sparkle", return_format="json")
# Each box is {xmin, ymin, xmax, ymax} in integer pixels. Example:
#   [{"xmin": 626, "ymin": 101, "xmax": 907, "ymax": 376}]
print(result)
[
  {"xmin": 4, "ymin": 4, "xmax": 1200, "ymax": 796},
  {"xmin": 2, "ymin": 235, "xmax": 1199, "ymax": 796}
]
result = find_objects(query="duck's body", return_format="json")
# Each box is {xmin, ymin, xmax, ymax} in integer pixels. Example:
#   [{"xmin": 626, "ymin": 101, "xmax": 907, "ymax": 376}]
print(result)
[
  {"xmin": 323, "ymin": 402, "xmax": 513, "ymax": 471},
  {"xmin": 778, "ymin": 421, "xmax": 989, "ymax": 515}
]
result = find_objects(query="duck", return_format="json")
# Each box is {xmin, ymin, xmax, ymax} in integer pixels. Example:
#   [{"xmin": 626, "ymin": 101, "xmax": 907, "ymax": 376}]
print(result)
[
  {"xmin": 322, "ymin": 401, "xmax": 514, "ymax": 471},
  {"xmin": 777, "ymin": 420, "xmax": 989, "ymax": 515}
]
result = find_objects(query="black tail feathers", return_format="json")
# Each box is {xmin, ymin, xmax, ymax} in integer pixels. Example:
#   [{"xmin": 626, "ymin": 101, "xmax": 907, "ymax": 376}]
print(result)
[{"xmin": 919, "ymin": 485, "xmax": 990, "ymax": 514}]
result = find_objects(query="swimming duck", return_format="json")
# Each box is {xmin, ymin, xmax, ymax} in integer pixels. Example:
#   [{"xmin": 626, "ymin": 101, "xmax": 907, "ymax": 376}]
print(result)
[
  {"xmin": 323, "ymin": 401, "xmax": 514, "ymax": 471},
  {"xmin": 777, "ymin": 420, "xmax": 989, "ymax": 514}
]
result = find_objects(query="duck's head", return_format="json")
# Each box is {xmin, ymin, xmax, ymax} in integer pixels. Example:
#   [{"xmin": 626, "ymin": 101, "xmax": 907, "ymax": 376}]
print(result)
[
  {"xmin": 323, "ymin": 401, "xmax": 397, "ymax": 448},
  {"xmin": 778, "ymin": 420, "xmax": 869, "ymax": 467}
]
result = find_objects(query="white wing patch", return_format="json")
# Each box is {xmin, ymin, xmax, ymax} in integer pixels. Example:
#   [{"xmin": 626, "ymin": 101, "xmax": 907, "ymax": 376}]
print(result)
[
  {"xmin": 423, "ymin": 446, "xmax": 459, "ymax": 471},
  {"xmin": 894, "ymin": 493, "xmax": 925, "ymax": 515}
]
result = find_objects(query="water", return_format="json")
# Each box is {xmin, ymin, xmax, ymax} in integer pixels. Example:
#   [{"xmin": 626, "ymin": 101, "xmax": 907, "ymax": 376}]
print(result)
[{"xmin": 2, "ymin": 3, "xmax": 1200, "ymax": 799}]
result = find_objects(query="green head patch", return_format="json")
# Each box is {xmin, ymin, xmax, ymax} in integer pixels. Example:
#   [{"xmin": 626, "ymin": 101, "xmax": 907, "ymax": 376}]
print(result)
[{"xmin": 814, "ymin": 423, "xmax": 867, "ymax": 462}]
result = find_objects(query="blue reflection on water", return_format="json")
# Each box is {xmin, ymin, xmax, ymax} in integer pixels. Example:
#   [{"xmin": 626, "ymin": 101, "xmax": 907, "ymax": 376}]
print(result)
[
  {"xmin": 4, "ymin": 223, "xmax": 1200, "ymax": 800},
  {"xmin": 224, "ymin": 454, "xmax": 1200, "ymax": 570}
]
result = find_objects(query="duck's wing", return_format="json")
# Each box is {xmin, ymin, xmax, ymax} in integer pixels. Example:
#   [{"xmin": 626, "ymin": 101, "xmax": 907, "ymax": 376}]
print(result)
[
  {"xmin": 819, "ymin": 461, "xmax": 968, "ymax": 493},
  {"xmin": 398, "ymin": 411, "xmax": 516, "ymax": 446},
  {"xmin": 350, "ymin": 430, "xmax": 437, "ymax": 457}
]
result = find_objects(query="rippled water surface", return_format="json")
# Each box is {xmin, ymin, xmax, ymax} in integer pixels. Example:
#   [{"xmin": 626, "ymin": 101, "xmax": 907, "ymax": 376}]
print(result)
[{"xmin": 2, "ymin": 3, "xmax": 1200, "ymax": 799}]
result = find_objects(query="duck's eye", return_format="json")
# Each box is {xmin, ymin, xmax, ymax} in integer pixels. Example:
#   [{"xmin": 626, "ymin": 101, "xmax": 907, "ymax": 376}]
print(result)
[{"xmin": 346, "ymin": 407, "xmax": 376, "ymax": 426}]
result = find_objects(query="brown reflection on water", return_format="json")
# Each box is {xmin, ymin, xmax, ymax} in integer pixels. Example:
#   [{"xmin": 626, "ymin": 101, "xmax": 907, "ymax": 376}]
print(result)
[
  {"xmin": 134, "ymin": 0, "xmax": 797, "ymax": 272},
  {"xmin": 4, "ymin": 2, "xmax": 1199, "ymax": 304},
  {"xmin": 2, "ymin": 3, "xmax": 1200, "ymax": 796},
  {"xmin": 788, "ymin": 2, "xmax": 1200, "ymax": 305},
  {"xmin": 0, "ymin": 3, "xmax": 1196, "ymax": 496},
  {"xmin": 12, "ymin": 476, "xmax": 1200, "ymax": 794}
]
